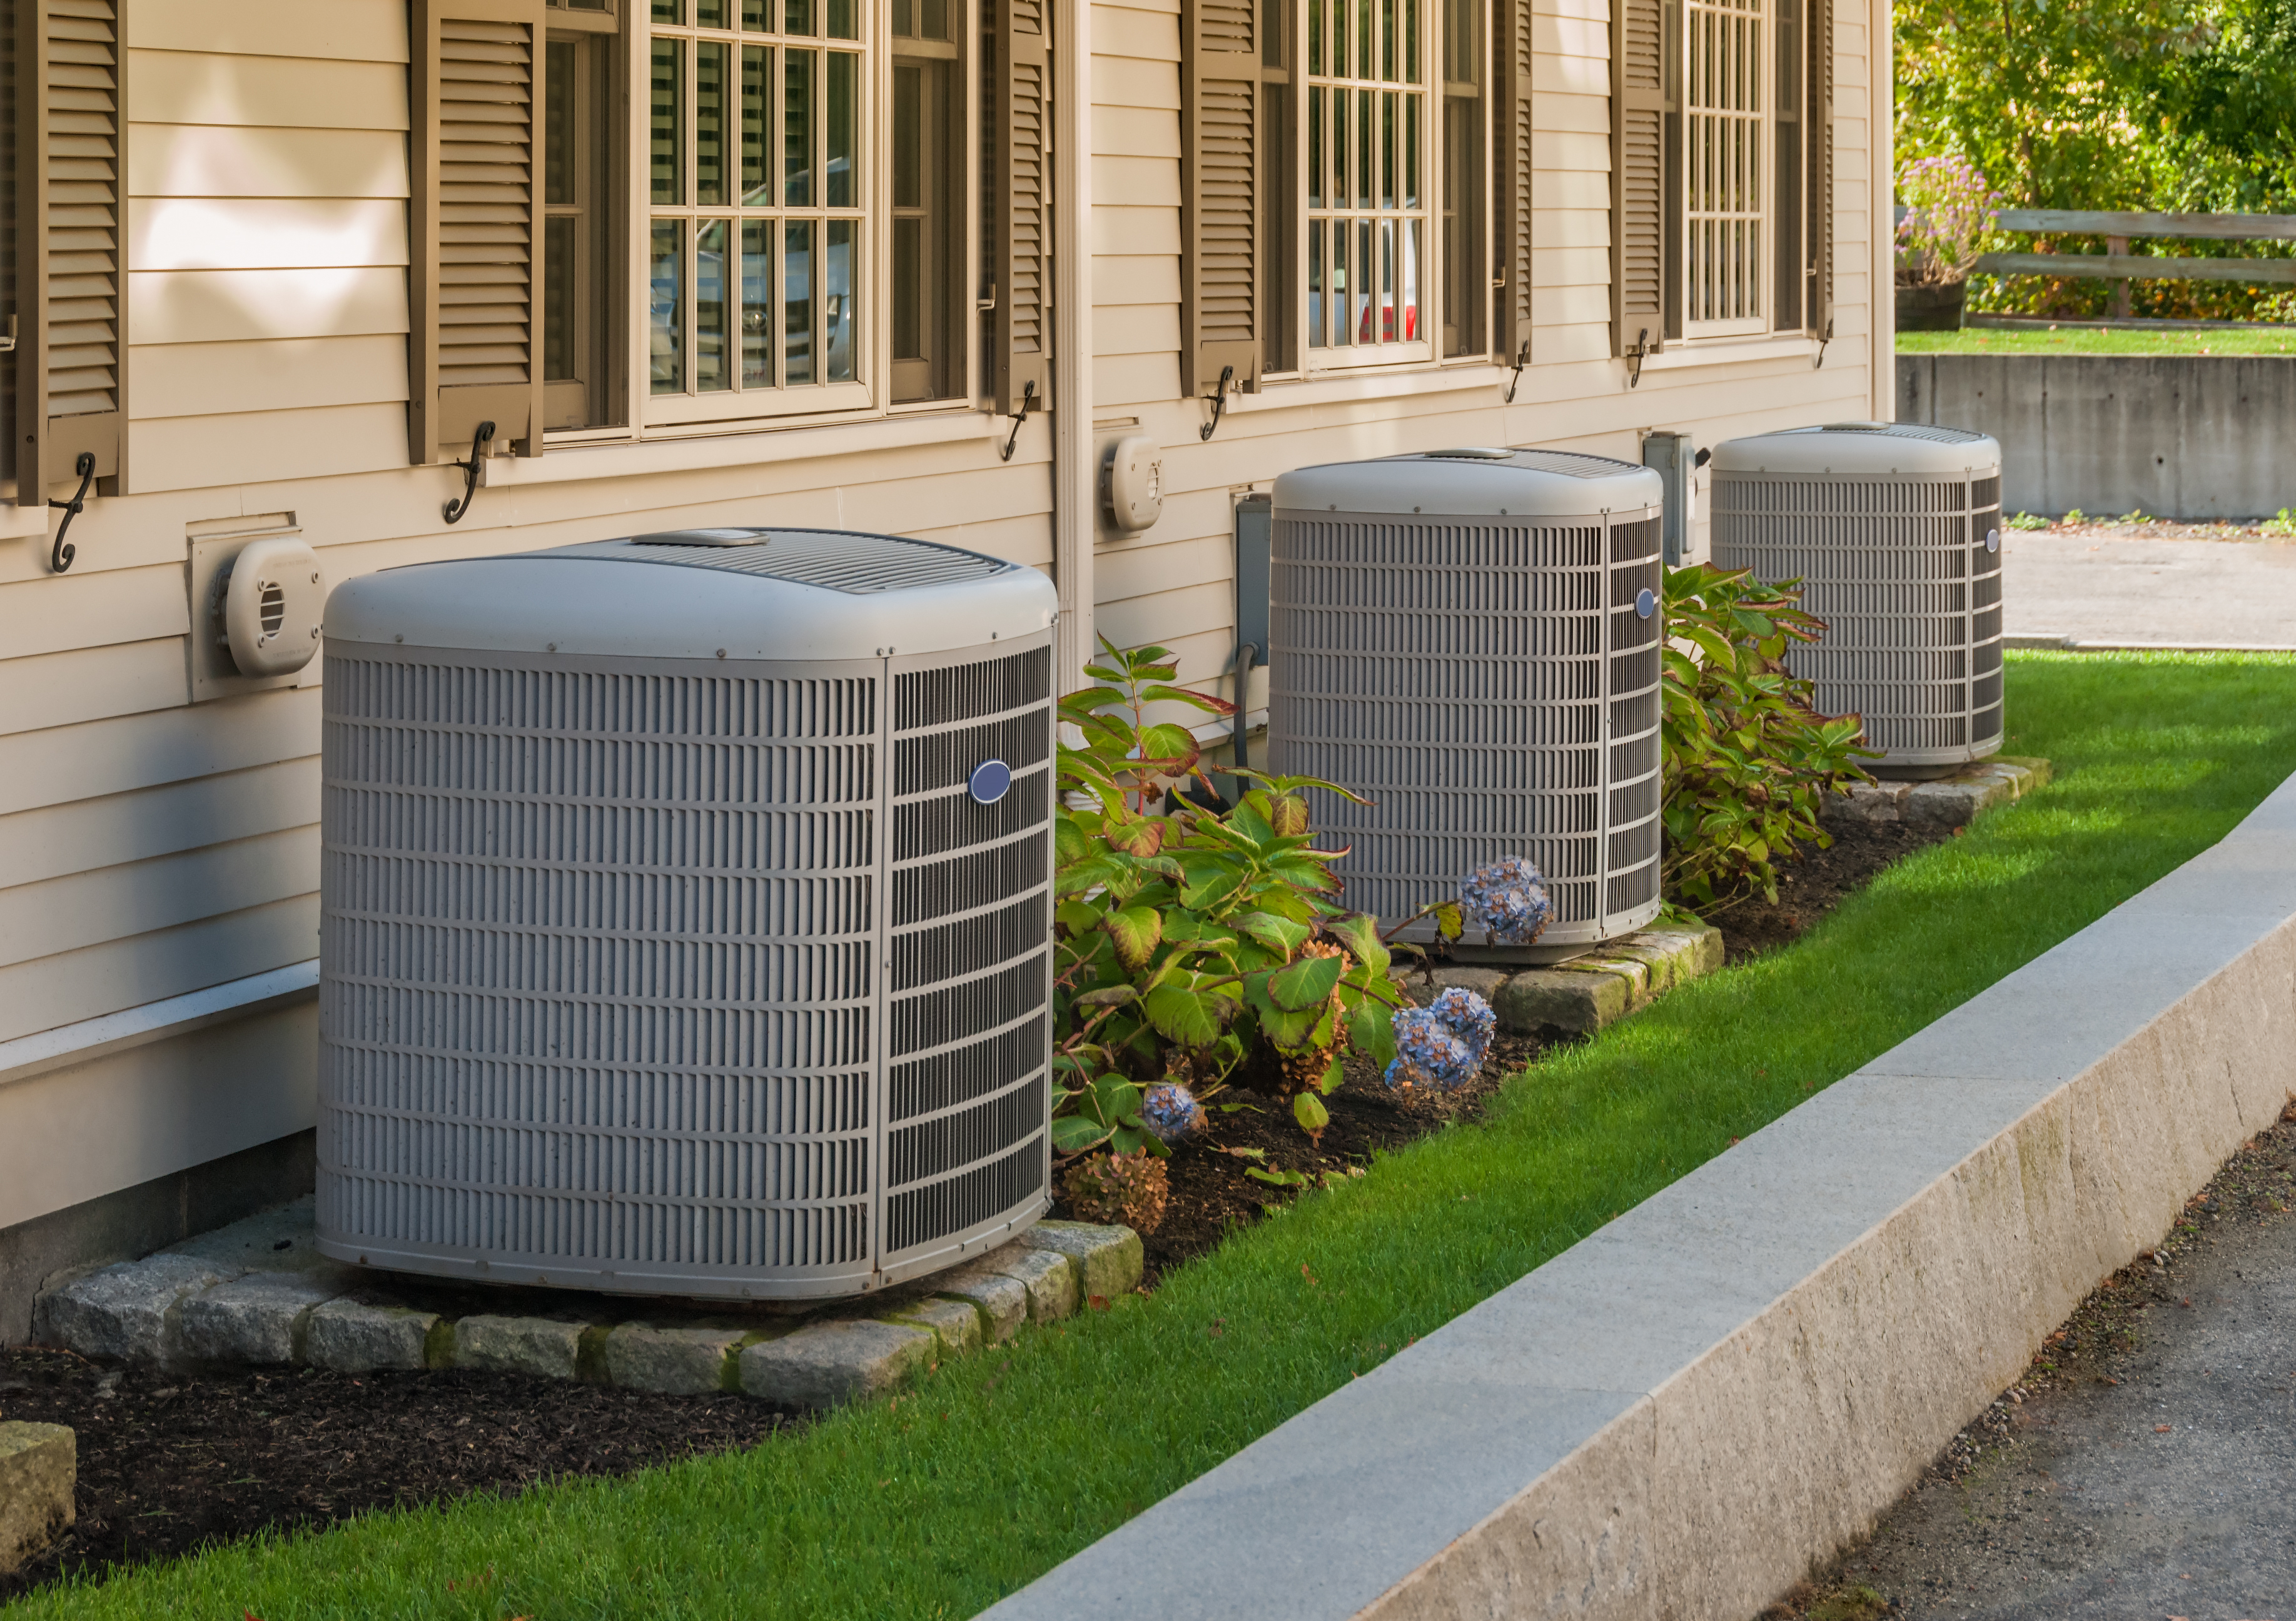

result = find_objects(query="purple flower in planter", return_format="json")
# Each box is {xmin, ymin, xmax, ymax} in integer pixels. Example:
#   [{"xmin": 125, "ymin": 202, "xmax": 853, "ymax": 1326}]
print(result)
[
  {"xmin": 1140, "ymin": 1081, "xmax": 1206, "ymax": 1143},
  {"xmin": 1383, "ymin": 987, "xmax": 1496, "ymax": 1093},
  {"xmin": 1461, "ymin": 856, "xmax": 1552, "ymax": 945}
]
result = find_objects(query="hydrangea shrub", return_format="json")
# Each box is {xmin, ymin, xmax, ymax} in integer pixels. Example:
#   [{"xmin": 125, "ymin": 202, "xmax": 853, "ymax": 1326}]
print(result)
[{"xmin": 1662, "ymin": 564, "xmax": 1876, "ymax": 911}]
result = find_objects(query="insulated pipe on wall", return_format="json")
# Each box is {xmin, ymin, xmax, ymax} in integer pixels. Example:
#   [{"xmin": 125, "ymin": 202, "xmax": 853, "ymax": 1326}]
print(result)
[
  {"xmin": 1051, "ymin": 0, "xmax": 1095, "ymax": 695},
  {"xmin": 1872, "ymin": 0, "xmax": 1896, "ymax": 420}
]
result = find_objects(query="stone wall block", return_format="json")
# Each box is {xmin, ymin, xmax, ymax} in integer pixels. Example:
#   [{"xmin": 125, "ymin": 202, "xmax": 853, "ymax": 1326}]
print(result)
[
  {"xmin": 1018, "ymin": 1223, "xmax": 1143, "ymax": 1301},
  {"xmin": 178, "ymin": 1272, "xmax": 346, "ymax": 1365},
  {"xmin": 305, "ymin": 1299, "xmax": 442, "ymax": 1374},
  {"xmin": 0, "ymin": 1422, "xmax": 75, "ymax": 1577},
  {"xmin": 740, "ymin": 1319, "xmax": 935, "ymax": 1410}
]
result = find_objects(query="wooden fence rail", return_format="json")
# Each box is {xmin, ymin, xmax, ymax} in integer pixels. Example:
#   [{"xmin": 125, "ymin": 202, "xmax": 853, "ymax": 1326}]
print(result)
[{"xmin": 1896, "ymin": 206, "xmax": 2296, "ymax": 314}]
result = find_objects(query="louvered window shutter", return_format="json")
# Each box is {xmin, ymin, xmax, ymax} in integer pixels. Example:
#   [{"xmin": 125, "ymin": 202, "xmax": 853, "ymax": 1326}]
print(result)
[
  {"xmin": 1495, "ymin": 0, "xmax": 1532, "ymax": 367},
  {"xmin": 15, "ymin": 0, "xmax": 125, "ymax": 507},
  {"xmin": 1806, "ymin": 0, "xmax": 1833, "ymax": 340},
  {"xmin": 410, "ymin": 0, "xmax": 543, "ymax": 464},
  {"xmin": 986, "ymin": 0, "xmax": 1049, "ymax": 418},
  {"xmin": 1611, "ymin": 0, "xmax": 1667, "ymax": 357},
  {"xmin": 1181, "ymin": 0, "xmax": 1260, "ymax": 397}
]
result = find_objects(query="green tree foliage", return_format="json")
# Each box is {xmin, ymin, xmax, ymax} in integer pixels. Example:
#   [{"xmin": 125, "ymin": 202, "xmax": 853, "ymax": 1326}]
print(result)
[{"xmin": 1896, "ymin": 0, "xmax": 2296, "ymax": 318}]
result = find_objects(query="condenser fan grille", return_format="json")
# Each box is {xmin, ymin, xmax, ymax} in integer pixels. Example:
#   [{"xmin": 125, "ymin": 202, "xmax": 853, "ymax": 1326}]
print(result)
[
  {"xmin": 1714, "ymin": 463, "xmax": 2005, "ymax": 764},
  {"xmin": 318, "ymin": 636, "xmax": 1054, "ymax": 1296},
  {"xmin": 1269, "ymin": 510, "xmax": 1664, "ymax": 944}
]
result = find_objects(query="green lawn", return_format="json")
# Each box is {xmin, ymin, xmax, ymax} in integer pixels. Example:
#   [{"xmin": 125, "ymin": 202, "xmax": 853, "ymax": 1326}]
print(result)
[
  {"xmin": 1899, "ymin": 326, "xmax": 2296, "ymax": 356},
  {"xmin": 14, "ymin": 652, "xmax": 2296, "ymax": 1621}
]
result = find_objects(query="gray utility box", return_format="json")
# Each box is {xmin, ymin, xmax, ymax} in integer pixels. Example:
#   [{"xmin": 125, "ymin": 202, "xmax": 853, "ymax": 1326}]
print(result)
[
  {"xmin": 1267, "ymin": 448, "xmax": 1667, "ymax": 959},
  {"xmin": 316, "ymin": 528, "xmax": 1060, "ymax": 1300},
  {"xmin": 1712, "ymin": 422, "xmax": 2005, "ymax": 775}
]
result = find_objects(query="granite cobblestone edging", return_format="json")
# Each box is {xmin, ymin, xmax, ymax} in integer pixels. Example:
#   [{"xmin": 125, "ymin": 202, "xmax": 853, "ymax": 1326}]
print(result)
[
  {"xmin": 29, "ymin": 1218, "xmax": 1141, "ymax": 1413},
  {"xmin": 983, "ymin": 766, "xmax": 2296, "ymax": 1621}
]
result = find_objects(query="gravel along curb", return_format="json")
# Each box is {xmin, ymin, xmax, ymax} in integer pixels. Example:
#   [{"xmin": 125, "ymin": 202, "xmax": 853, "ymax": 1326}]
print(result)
[
  {"xmin": 31, "ymin": 1215, "xmax": 1140, "ymax": 1410},
  {"xmin": 981, "ymin": 766, "xmax": 2296, "ymax": 1621}
]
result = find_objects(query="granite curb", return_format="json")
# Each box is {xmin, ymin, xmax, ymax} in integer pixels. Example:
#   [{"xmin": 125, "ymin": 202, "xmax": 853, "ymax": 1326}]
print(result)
[
  {"xmin": 982, "ymin": 764, "xmax": 2296, "ymax": 1621},
  {"xmin": 31, "ymin": 1216, "xmax": 1140, "ymax": 1408}
]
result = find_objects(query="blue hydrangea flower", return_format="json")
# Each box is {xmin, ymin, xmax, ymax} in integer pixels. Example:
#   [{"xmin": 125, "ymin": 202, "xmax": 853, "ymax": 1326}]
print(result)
[
  {"xmin": 1460, "ymin": 856, "xmax": 1552, "ymax": 945},
  {"xmin": 1383, "ymin": 1009, "xmax": 1477, "ymax": 1092},
  {"xmin": 1139, "ymin": 1081, "xmax": 1206, "ymax": 1143},
  {"xmin": 1427, "ymin": 986, "xmax": 1496, "ymax": 1064},
  {"xmin": 1383, "ymin": 987, "xmax": 1497, "ymax": 1092}
]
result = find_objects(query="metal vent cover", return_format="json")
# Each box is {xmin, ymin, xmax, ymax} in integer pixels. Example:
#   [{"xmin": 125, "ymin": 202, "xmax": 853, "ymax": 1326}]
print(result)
[
  {"xmin": 1267, "ymin": 457, "xmax": 1667, "ymax": 952},
  {"xmin": 1711, "ymin": 428, "xmax": 2005, "ymax": 769},
  {"xmin": 539, "ymin": 530, "xmax": 1014, "ymax": 593},
  {"xmin": 315, "ymin": 548, "xmax": 1056, "ymax": 1301}
]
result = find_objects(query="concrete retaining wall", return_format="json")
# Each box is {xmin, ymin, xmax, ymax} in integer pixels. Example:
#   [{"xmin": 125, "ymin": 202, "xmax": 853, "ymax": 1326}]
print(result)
[
  {"xmin": 1898, "ymin": 351, "xmax": 2296, "ymax": 520},
  {"xmin": 984, "ymin": 769, "xmax": 2296, "ymax": 1621}
]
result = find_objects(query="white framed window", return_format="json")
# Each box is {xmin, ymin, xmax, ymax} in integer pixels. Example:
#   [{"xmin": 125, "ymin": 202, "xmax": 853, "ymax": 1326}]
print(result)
[
  {"xmin": 1302, "ymin": 0, "xmax": 1432, "ymax": 364},
  {"xmin": 644, "ymin": 0, "xmax": 872, "ymax": 423},
  {"xmin": 1681, "ymin": 0, "xmax": 1767, "ymax": 336}
]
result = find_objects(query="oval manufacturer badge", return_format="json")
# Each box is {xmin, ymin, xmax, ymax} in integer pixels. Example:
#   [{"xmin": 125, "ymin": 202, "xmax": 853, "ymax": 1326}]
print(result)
[
  {"xmin": 1986, "ymin": 528, "xmax": 2001, "ymax": 554},
  {"xmin": 1635, "ymin": 587, "xmax": 1657, "ymax": 620},
  {"xmin": 968, "ymin": 759, "xmax": 1013, "ymax": 805}
]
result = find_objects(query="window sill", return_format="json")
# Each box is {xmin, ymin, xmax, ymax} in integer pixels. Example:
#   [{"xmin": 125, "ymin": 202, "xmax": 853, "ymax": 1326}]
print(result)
[
  {"xmin": 1638, "ymin": 335, "xmax": 1823, "ymax": 373},
  {"xmin": 0, "ymin": 502, "xmax": 49, "ymax": 540},
  {"xmin": 1231, "ymin": 362, "xmax": 1512, "ymax": 415},
  {"xmin": 481, "ymin": 408, "xmax": 998, "ymax": 489}
]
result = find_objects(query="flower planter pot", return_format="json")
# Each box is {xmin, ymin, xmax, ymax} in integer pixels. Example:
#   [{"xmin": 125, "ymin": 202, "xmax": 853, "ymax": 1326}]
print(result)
[{"xmin": 1897, "ymin": 280, "xmax": 1968, "ymax": 332}]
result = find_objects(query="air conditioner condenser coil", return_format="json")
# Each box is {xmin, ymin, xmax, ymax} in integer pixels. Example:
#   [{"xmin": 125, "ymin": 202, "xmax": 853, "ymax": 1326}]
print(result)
[
  {"xmin": 1267, "ymin": 448, "xmax": 1667, "ymax": 959},
  {"xmin": 316, "ymin": 528, "xmax": 1060, "ymax": 1300},
  {"xmin": 1711, "ymin": 422, "xmax": 2005, "ymax": 774}
]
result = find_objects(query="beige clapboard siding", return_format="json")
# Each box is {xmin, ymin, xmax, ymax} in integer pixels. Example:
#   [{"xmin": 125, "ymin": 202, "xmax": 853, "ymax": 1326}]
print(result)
[
  {"xmin": 0, "ymin": 894, "xmax": 317, "ymax": 1046},
  {"xmin": 132, "ymin": 403, "xmax": 410, "ymax": 489},
  {"xmin": 127, "ymin": 0, "xmax": 408, "ymax": 63},
  {"xmin": 129, "ymin": 335, "xmax": 410, "ymax": 419},
  {"xmin": 0, "ymin": 639, "xmax": 187, "ymax": 739},
  {"xmin": 0, "ymin": 759, "xmax": 316, "ymax": 891},
  {"xmin": 0, "ymin": 685, "xmax": 320, "ymax": 819},
  {"xmin": 0, "ymin": 825, "xmax": 316, "ymax": 970},
  {"xmin": 128, "ymin": 49, "xmax": 408, "ymax": 129},
  {"xmin": 1093, "ymin": 253, "xmax": 1178, "ymax": 305},
  {"xmin": 908, "ymin": 515, "xmax": 1058, "ymax": 568},
  {"xmin": 0, "ymin": 562, "xmax": 188, "ymax": 662},
  {"xmin": 129, "ymin": 124, "xmax": 410, "ymax": 200},
  {"xmin": 130, "ymin": 266, "xmax": 411, "ymax": 344},
  {"xmin": 1095, "ymin": 352, "xmax": 1180, "ymax": 408},
  {"xmin": 128, "ymin": 198, "xmax": 408, "ymax": 271}
]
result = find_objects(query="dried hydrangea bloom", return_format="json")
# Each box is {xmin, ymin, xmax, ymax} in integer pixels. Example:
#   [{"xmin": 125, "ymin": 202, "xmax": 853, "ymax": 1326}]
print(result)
[
  {"xmin": 1383, "ymin": 1008, "xmax": 1479, "ymax": 1092},
  {"xmin": 1460, "ymin": 856, "xmax": 1552, "ymax": 945},
  {"xmin": 1427, "ymin": 986, "xmax": 1496, "ymax": 1063},
  {"xmin": 1139, "ymin": 1080, "xmax": 1207, "ymax": 1144}
]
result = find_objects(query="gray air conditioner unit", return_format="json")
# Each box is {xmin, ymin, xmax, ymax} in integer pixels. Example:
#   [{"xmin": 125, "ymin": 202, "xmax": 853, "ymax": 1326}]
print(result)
[
  {"xmin": 316, "ymin": 528, "xmax": 1061, "ymax": 1300},
  {"xmin": 1267, "ymin": 448, "xmax": 1667, "ymax": 959},
  {"xmin": 1711, "ymin": 422, "xmax": 2005, "ymax": 775}
]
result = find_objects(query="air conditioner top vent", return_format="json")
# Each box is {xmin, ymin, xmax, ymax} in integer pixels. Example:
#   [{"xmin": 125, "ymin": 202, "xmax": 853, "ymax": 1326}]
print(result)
[
  {"xmin": 325, "ymin": 528, "xmax": 1056, "ymax": 664},
  {"xmin": 1273, "ymin": 448, "xmax": 1662, "ymax": 519},
  {"xmin": 550, "ymin": 530, "xmax": 1013, "ymax": 595},
  {"xmin": 1710, "ymin": 422, "xmax": 2002, "ymax": 478}
]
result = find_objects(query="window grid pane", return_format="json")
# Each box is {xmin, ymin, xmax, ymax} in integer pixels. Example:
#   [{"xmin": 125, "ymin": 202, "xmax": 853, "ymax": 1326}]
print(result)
[
  {"xmin": 1686, "ymin": 0, "xmax": 1764, "ymax": 329},
  {"xmin": 651, "ymin": 9, "xmax": 866, "ymax": 400},
  {"xmin": 1308, "ymin": 0, "xmax": 1427, "ymax": 355}
]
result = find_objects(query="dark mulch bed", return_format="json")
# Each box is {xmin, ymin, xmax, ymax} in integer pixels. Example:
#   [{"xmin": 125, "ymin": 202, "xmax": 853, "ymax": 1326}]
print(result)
[
  {"xmin": 0, "ymin": 1355, "xmax": 797, "ymax": 1602},
  {"xmin": 1714, "ymin": 812, "xmax": 1958, "ymax": 964},
  {"xmin": 1069, "ymin": 1028, "xmax": 1556, "ymax": 1285}
]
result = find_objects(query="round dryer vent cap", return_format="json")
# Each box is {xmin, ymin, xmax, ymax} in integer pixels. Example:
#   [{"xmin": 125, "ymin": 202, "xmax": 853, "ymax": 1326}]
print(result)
[{"xmin": 223, "ymin": 536, "xmax": 326, "ymax": 677}]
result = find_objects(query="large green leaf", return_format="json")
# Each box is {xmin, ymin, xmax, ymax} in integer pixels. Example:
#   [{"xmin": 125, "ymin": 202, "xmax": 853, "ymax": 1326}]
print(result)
[
  {"xmin": 1051, "ymin": 1115, "xmax": 1113, "ymax": 1154},
  {"xmin": 1143, "ymin": 985, "xmax": 1221, "ymax": 1047},
  {"xmin": 1100, "ymin": 906, "xmax": 1163, "ymax": 972},
  {"xmin": 1324, "ymin": 912, "xmax": 1390, "ymax": 977},
  {"xmin": 1292, "ymin": 1091, "xmax": 1329, "ymax": 1134},
  {"xmin": 1350, "ymin": 1002, "xmax": 1398, "ymax": 1068},
  {"xmin": 1235, "ymin": 911, "xmax": 1314, "ymax": 954},
  {"xmin": 1268, "ymin": 951, "xmax": 1343, "ymax": 1011}
]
